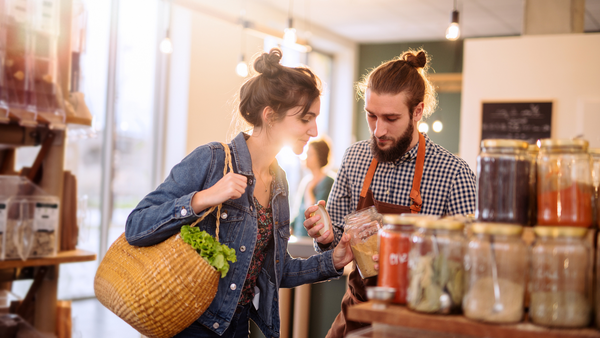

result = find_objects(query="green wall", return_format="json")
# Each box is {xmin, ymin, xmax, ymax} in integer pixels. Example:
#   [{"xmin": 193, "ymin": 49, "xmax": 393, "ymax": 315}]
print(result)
[{"xmin": 355, "ymin": 40, "xmax": 464, "ymax": 153}]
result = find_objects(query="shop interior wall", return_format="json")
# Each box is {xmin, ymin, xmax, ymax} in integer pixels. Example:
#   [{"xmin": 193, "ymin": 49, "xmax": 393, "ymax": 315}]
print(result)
[
  {"xmin": 356, "ymin": 40, "xmax": 464, "ymax": 154},
  {"xmin": 460, "ymin": 33, "xmax": 600, "ymax": 172}
]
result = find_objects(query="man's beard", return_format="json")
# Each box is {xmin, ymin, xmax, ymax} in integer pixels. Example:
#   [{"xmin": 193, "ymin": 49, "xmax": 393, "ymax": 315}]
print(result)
[{"xmin": 370, "ymin": 122, "xmax": 415, "ymax": 163}]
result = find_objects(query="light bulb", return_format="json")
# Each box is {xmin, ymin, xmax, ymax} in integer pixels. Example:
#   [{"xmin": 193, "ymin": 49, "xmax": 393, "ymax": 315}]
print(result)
[
  {"xmin": 445, "ymin": 23, "xmax": 460, "ymax": 41},
  {"xmin": 160, "ymin": 37, "xmax": 173, "ymax": 54},
  {"xmin": 284, "ymin": 27, "xmax": 297, "ymax": 44},
  {"xmin": 432, "ymin": 120, "xmax": 443, "ymax": 133},
  {"xmin": 418, "ymin": 122, "xmax": 429, "ymax": 133},
  {"xmin": 236, "ymin": 61, "xmax": 248, "ymax": 77}
]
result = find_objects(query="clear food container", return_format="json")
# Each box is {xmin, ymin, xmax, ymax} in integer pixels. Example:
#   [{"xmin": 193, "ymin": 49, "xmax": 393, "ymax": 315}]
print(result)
[
  {"xmin": 537, "ymin": 139, "xmax": 593, "ymax": 227},
  {"xmin": 590, "ymin": 148, "xmax": 600, "ymax": 228},
  {"xmin": 463, "ymin": 223, "xmax": 527, "ymax": 323},
  {"xmin": 476, "ymin": 139, "xmax": 533, "ymax": 225},
  {"xmin": 530, "ymin": 226, "xmax": 591, "ymax": 328},
  {"xmin": 407, "ymin": 218, "xmax": 465, "ymax": 314},
  {"xmin": 378, "ymin": 214, "xmax": 414, "ymax": 304},
  {"xmin": 344, "ymin": 206, "xmax": 382, "ymax": 279}
]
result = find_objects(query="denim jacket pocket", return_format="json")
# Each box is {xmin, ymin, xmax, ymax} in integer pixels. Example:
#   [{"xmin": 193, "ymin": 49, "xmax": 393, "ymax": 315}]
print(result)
[{"xmin": 197, "ymin": 201, "xmax": 246, "ymax": 244}]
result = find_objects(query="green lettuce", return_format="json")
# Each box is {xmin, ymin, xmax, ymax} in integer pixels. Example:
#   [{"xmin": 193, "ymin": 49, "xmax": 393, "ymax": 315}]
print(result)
[{"xmin": 180, "ymin": 225, "xmax": 237, "ymax": 278}]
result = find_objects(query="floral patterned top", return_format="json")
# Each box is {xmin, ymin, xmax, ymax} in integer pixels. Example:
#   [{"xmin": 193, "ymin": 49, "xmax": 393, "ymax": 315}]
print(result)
[{"xmin": 239, "ymin": 191, "xmax": 274, "ymax": 306}]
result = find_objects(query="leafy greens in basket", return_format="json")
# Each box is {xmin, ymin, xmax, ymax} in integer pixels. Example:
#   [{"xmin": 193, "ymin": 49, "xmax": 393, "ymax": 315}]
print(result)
[{"xmin": 181, "ymin": 225, "xmax": 237, "ymax": 278}]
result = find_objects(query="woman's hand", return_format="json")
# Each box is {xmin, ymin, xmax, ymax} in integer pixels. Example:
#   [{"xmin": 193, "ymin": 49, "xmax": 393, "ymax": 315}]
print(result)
[
  {"xmin": 192, "ymin": 173, "xmax": 247, "ymax": 213},
  {"xmin": 332, "ymin": 233, "xmax": 354, "ymax": 270},
  {"xmin": 303, "ymin": 200, "xmax": 334, "ymax": 244}
]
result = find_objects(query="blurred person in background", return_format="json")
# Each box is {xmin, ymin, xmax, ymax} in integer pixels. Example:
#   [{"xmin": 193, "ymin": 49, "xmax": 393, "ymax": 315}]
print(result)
[{"xmin": 291, "ymin": 138, "xmax": 335, "ymax": 237}]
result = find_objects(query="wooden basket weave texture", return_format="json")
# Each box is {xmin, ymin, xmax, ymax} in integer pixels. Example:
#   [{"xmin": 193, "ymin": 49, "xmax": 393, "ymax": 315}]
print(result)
[{"xmin": 94, "ymin": 232, "xmax": 220, "ymax": 338}]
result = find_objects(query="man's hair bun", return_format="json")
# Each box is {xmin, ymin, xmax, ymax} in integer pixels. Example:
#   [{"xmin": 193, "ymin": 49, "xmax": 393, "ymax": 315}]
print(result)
[
  {"xmin": 253, "ymin": 48, "xmax": 283, "ymax": 78},
  {"xmin": 403, "ymin": 51, "xmax": 427, "ymax": 68}
]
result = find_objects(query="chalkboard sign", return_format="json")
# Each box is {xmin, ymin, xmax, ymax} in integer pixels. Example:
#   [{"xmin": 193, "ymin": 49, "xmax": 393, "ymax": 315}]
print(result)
[{"xmin": 481, "ymin": 102, "xmax": 552, "ymax": 144}]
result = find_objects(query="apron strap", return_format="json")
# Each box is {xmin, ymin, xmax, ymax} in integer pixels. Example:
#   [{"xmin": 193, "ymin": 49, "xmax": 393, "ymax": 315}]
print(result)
[
  {"xmin": 360, "ymin": 158, "xmax": 379, "ymax": 199},
  {"xmin": 409, "ymin": 132, "xmax": 426, "ymax": 213}
]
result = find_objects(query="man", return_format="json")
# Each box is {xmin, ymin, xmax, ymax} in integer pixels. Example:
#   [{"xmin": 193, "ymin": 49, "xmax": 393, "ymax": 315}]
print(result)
[{"xmin": 303, "ymin": 50, "xmax": 476, "ymax": 337}]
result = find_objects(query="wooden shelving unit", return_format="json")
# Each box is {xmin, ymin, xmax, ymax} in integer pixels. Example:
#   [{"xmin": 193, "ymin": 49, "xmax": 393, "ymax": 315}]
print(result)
[
  {"xmin": 348, "ymin": 301, "xmax": 600, "ymax": 338},
  {"xmin": 0, "ymin": 250, "xmax": 96, "ymax": 270}
]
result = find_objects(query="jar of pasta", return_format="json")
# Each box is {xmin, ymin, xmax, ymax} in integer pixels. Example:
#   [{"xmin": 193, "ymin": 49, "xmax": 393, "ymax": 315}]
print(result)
[
  {"xmin": 537, "ymin": 139, "xmax": 593, "ymax": 227},
  {"xmin": 463, "ymin": 223, "xmax": 527, "ymax": 323},
  {"xmin": 344, "ymin": 206, "xmax": 383, "ymax": 279},
  {"xmin": 476, "ymin": 139, "xmax": 533, "ymax": 225},
  {"xmin": 407, "ymin": 219, "xmax": 465, "ymax": 314},
  {"xmin": 530, "ymin": 226, "xmax": 592, "ymax": 328}
]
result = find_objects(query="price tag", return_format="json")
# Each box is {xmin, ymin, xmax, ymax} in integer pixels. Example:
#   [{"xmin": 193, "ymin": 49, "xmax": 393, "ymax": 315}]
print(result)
[{"xmin": 35, "ymin": 202, "xmax": 59, "ymax": 232}]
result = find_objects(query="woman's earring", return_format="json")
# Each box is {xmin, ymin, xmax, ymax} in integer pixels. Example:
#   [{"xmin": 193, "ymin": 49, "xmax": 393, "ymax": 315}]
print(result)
[{"xmin": 269, "ymin": 122, "xmax": 273, "ymax": 128}]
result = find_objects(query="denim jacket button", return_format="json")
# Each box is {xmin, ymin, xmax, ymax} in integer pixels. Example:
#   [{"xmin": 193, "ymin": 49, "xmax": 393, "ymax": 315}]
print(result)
[
  {"xmin": 213, "ymin": 322, "xmax": 219, "ymax": 329},
  {"xmin": 230, "ymin": 283, "xmax": 237, "ymax": 290},
  {"xmin": 180, "ymin": 209, "xmax": 187, "ymax": 217},
  {"xmin": 240, "ymin": 245, "xmax": 246, "ymax": 252},
  {"xmin": 221, "ymin": 212, "xmax": 228, "ymax": 219}
]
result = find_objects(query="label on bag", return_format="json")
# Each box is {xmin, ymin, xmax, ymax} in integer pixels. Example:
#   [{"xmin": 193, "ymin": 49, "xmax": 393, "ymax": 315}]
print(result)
[{"xmin": 35, "ymin": 203, "xmax": 59, "ymax": 232}]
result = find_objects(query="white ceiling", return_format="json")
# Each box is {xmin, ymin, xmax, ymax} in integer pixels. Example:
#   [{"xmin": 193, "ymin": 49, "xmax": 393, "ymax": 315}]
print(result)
[{"xmin": 251, "ymin": 0, "xmax": 600, "ymax": 43}]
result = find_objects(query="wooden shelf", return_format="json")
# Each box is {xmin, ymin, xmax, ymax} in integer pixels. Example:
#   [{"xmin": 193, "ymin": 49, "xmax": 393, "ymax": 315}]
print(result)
[
  {"xmin": 348, "ymin": 302, "xmax": 600, "ymax": 338},
  {"xmin": 0, "ymin": 249, "xmax": 96, "ymax": 270}
]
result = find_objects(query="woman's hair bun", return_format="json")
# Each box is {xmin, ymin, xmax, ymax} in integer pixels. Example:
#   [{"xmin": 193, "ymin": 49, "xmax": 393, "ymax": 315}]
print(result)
[
  {"xmin": 403, "ymin": 50, "xmax": 427, "ymax": 68},
  {"xmin": 254, "ymin": 48, "xmax": 283, "ymax": 78}
]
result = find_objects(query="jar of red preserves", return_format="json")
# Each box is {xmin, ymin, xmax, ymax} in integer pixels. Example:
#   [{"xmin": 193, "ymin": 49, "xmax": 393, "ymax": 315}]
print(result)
[{"xmin": 537, "ymin": 139, "xmax": 593, "ymax": 227}]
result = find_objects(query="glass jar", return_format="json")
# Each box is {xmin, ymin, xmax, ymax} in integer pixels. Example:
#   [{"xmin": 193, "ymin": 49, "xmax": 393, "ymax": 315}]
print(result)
[
  {"xmin": 344, "ymin": 206, "xmax": 383, "ymax": 278},
  {"xmin": 476, "ymin": 139, "xmax": 533, "ymax": 225},
  {"xmin": 528, "ymin": 143, "xmax": 539, "ymax": 226},
  {"xmin": 590, "ymin": 148, "xmax": 600, "ymax": 228},
  {"xmin": 407, "ymin": 219, "xmax": 465, "ymax": 314},
  {"xmin": 530, "ymin": 226, "xmax": 592, "ymax": 328},
  {"xmin": 537, "ymin": 139, "xmax": 593, "ymax": 227},
  {"xmin": 463, "ymin": 223, "xmax": 527, "ymax": 323},
  {"xmin": 378, "ymin": 215, "xmax": 424, "ymax": 304}
]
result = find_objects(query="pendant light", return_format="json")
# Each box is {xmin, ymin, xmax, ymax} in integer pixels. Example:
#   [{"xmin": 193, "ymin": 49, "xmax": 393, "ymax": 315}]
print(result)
[
  {"xmin": 236, "ymin": 6, "xmax": 248, "ymax": 77},
  {"xmin": 160, "ymin": 0, "xmax": 173, "ymax": 54},
  {"xmin": 445, "ymin": 0, "xmax": 460, "ymax": 41},
  {"xmin": 418, "ymin": 122, "xmax": 429, "ymax": 133},
  {"xmin": 283, "ymin": 0, "xmax": 297, "ymax": 45},
  {"xmin": 432, "ymin": 120, "xmax": 443, "ymax": 132}
]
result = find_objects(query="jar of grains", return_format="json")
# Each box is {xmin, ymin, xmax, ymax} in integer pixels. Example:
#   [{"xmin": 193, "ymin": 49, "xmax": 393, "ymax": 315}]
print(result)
[
  {"xmin": 463, "ymin": 223, "xmax": 527, "ymax": 323},
  {"xmin": 476, "ymin": 139, "xmax": 533, "ymax": 225},
  {"xmin": 530, "ymin": 226, "xmax": 592, "ymax": 328},
  {"xmin": 344, "ymin": 206, "xmax": 383, "ymax": 279},
  {"xmin": 537, "ymin": 139, "xmax": 593, "ymax": 227},
  {"xmin": 407, "ymin": 219, "xmax": 465, "ymax": 314}
]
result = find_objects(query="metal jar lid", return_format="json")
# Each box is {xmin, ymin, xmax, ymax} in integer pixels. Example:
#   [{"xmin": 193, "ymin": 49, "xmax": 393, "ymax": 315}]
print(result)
[
  {"xmin": 481, "ymin": 139, "xmax": 529, "ymax": 150},
  {"xmin": 538, "ymin": 138, "xmax": 589, "ymax": 152},
  {"xmin": 416, "ymin": 219, "xmax": 464, "ymax": 231},
  {"xmin": 472, "ymin": 222, "xmax": 523, "ymax": 236},
  {"xmin": 533, "ymin": 226, "xmax": 588, "ymax": 238}
]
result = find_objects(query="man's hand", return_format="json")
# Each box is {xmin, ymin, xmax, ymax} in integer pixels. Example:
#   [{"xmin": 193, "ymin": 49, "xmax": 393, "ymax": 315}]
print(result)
[
  {"xmin": 332, "ymin": 233, "xmax": 354, "ymax": 270},
  {"xmin": 303, "ymin": 200, "xmax": 334, "ymax": 244}
]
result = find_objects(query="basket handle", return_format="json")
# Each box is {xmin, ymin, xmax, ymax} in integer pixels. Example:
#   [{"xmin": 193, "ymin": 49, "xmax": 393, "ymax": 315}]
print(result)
[{"xmin": 189, "ymin": 143, "xmax": 234, "ymax": 242}]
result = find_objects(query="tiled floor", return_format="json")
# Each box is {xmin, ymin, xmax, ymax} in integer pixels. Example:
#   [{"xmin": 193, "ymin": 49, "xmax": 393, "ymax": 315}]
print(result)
[{"xmin": 71, "ymin": 298, "xmax": 140, "ymax": 338}]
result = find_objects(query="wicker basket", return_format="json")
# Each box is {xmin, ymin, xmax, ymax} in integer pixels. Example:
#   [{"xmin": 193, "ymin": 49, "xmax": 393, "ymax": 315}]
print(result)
[{"xmin": 94, "ymin": 143, "xmax": 232, "ymax": 338}]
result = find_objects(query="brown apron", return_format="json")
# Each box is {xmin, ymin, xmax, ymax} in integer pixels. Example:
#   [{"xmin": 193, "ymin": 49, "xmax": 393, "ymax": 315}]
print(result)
[{"xmin": 326, "ymin": 132, "xmax": 426, "ymax": 338}]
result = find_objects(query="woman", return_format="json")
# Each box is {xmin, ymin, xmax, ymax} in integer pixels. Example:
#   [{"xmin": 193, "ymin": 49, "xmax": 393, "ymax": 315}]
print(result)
[
  {"xmin": 125, "ymin": 48, "xmax": 353, "ymax": 338},
  {"xmin": 291, "ymin": 138, "xmax": 335, "ymax": 237}
]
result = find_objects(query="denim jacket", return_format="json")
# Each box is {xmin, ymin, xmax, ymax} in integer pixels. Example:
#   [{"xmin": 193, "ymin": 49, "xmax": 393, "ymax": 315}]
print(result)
[{"xmin": 125, "ymin": 132, "xmax": 343, "ymax": 337}]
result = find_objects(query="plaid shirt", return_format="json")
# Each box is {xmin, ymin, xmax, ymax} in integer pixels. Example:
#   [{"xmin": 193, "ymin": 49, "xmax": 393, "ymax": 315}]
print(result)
[{"xmin": 317, "ymin": 133, "xmax": 476, "ymax": 251}]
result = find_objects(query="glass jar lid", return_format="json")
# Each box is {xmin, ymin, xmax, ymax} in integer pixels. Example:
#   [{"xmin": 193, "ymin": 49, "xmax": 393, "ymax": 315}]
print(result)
[
  {"xmin": 589, "ymin": 148, "xmax": 600, "ymax": 158},
  {"xmin": 533, "ymin": 226, "xmax": 588, "ymax": 238},
  {"xmin": 472, "ymin": 222, "xmax": 523, "ymax": 236},
  {"xmin": 417, "ymin": 219, "xmax": 464, "ymax": 230},
  {"xmin": 528, "ymin": 143, "xmax": 539, "ymax": 155},
  {"xmin": 538, "ymin": 138, "xmax": 589, "ymax": 152},
  {"xmin": 481, "ymin": 139, "xmax": 529, "ymax": 150}
]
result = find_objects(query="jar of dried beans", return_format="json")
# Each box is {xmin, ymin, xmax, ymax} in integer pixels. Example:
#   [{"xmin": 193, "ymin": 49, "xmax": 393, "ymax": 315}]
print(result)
[
  {"xmin": 344, "ymin": 206, "xmax": 383, "ymax": 279},
  {"xmin": 476, "ymin": 139, "xmax": 534, "ymax": 225}
]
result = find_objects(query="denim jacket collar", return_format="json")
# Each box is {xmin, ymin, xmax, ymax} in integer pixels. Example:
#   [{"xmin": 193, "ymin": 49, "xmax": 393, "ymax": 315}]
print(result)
[{"xmin": 231, "ymin": 132, "xmax": 287, "ymax": 198}]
